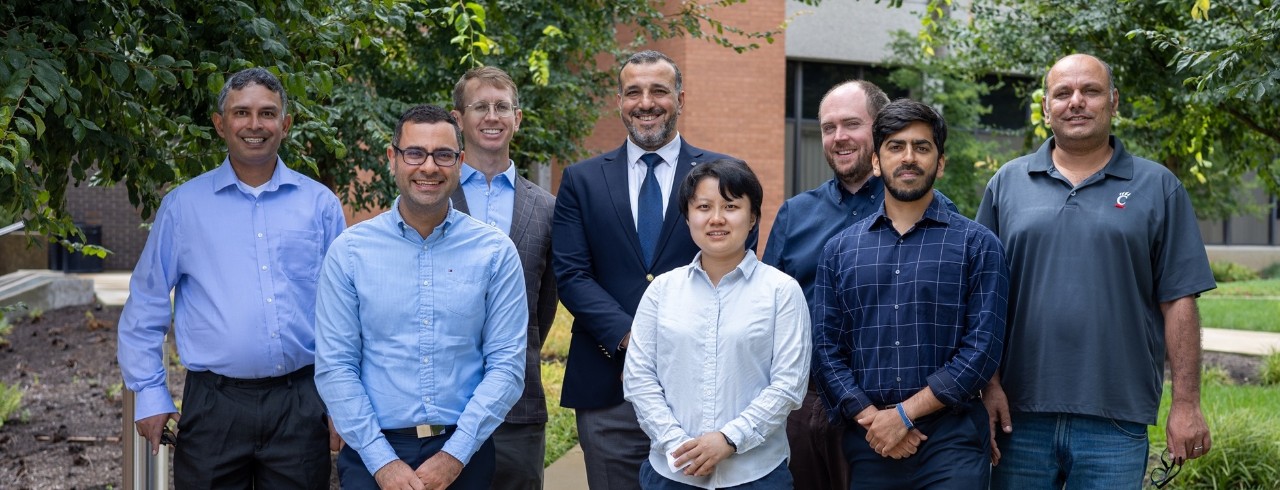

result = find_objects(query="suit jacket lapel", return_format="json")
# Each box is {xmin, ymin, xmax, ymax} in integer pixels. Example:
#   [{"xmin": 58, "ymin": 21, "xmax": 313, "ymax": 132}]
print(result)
[
  {"xmin": 652, "ymin": 141, "xmax": 702, "ymax": 262},
  {"xmin": 509, "ymin": 175, "xmax": 534, "ymax": 244},
  {"xmin": 449, "ymin": 186, "xmax": 470, "ymax": 214}
]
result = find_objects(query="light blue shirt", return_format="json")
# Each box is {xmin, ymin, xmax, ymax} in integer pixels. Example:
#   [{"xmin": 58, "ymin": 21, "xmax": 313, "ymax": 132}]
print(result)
[
  {"xmin": 117, "ymin": 159, "xmax": 346, "ymax": 421},
  {"xmin": 459, "ymin": 162, "xmax": 517, "ymax": 234},
  {"xmin": 315, "ymin": 200, "xmax": 527, "ymax": 474},
  {"xmin": 623, "ymin": 252, "xmax": 811, "ymax": 489}
]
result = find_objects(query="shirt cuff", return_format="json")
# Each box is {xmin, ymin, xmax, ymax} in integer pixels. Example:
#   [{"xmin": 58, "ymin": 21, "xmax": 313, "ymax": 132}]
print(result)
[
  {"xmin": 360, "ymin": 438, "xmax": 399, "ymax": 477},
  {"xmin": 442, "ymin": 428, "xmax": 480, "ymax": 466},
  {"xmin": 133, "ymin": 385, "xmax": 179, "ymax": 422}
]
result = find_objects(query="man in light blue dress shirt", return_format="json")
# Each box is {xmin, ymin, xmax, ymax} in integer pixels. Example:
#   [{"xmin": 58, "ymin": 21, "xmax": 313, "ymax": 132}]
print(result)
[
  {"xmin": 117, "ymin": 67, "xmax": 347, "ymax": 488},
  {"xmin": 315, "ymin": 104, "xmax": 528, "ymax": 490}
]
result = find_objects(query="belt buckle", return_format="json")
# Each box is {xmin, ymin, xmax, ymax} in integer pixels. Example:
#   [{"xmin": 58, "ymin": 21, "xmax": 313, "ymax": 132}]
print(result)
[{"xmin": 415, "ymin": 424, "xmax": 446, "ymax": 438}]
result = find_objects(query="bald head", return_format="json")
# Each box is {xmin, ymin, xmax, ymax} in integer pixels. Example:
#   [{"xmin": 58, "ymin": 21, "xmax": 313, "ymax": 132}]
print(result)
[{"xmin": 1046, "ymin": 54, "xmax": 1116, "ymax": 104}]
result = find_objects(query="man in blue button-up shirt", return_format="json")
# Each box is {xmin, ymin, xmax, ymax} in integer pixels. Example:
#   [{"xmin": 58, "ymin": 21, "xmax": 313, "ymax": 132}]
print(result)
[
  {"xmin": 813, "ymin": 99, "xmax": 1008, "ymax": 489},
  {"xmin": 315, "ymin": 104, "xmax": 527, "ymax": 490},
  {"xmin": 117, "ymin": 67, "xmax": 346, "ymax": 488}
]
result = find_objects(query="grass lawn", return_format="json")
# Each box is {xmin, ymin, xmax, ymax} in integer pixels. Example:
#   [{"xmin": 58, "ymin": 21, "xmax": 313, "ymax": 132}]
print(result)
[
  {"xmin": 541, "ymin": 304, "xmax": 576, "ymax": 466},
  {"xmin": 1198, "ymin": 279, "xmax": 1280, "ymax": 333}
]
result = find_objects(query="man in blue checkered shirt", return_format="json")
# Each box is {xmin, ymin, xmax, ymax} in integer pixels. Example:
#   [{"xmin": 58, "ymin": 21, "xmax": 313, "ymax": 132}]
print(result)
[{"xmin": 812, "ymin": 98, "xmax": 1009, "ymax": 489}]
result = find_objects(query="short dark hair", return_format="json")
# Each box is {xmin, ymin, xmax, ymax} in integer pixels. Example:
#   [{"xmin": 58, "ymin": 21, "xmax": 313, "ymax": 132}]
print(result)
[
  {"xmin": 218, "ymin": 67, "xmax": 288, "ymax": 115},
  {"xmin": 678, "ymin": 158, "xmax": 763, "ymax": 224},
  {"xmin": 820, "ymin": 80, "xmax": 890, "ymax": 118},
  {"xmin": 872, "ymin": 98, "xmax": 947, "ymax": 156},
  {"xmin": 393, "ymin": 104, "xmax": 462, "ymax": 149},
  {"xmin": 618, "ymin": 50, "xmax": 682, "ymax": 93},
  {"xmin": 453, "ymin": 65, "xmax": 520, "ymax": 111}
]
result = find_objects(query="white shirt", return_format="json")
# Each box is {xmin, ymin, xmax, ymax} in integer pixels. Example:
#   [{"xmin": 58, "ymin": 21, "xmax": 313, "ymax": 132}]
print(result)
[
  {"xmin": 623, "ymin": 251, "xmax": 811, "ymax": 489},
  {"xmin": 626, "ymin": 134, "xmax": 683, "ymax": 228}
]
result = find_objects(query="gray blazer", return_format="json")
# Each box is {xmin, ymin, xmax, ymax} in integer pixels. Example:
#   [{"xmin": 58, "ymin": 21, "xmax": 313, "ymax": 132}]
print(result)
[{"xmin": 451, "ymin": 173, "xmax": 558, "ymax": 424}]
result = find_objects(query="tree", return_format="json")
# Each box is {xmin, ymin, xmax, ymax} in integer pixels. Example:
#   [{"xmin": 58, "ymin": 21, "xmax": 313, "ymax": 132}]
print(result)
[
  {"xmin": 906, "ymin": 0, "xmax": 1280, "ymax": 219},
  {"xmin": 1, "ymin": 0, "xmax": 788, "ymax": 252}
]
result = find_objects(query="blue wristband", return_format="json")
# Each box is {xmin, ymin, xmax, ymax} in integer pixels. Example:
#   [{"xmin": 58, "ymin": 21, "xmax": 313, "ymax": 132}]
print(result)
[{"xmin": 896, "ymin": 404, "xmax": 915, "ymax": 431}]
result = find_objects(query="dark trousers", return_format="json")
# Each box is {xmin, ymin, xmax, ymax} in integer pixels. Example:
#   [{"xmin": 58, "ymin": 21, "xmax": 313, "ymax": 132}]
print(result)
[
  {"xmin": 174, "ymin": 366, "xmax": 330, "ymax": 490},
  {"xmin": 577, "ymin": 401, "xmax": 649, "ymax": 490},
  {"xmin": 842, "ymin": 399, "xmax": 990, "ymax": 490},
  {"xmin": 337, "ymin": 432, "xmax": 495, "ymax": 490},
  {"xmin": 490, "ymin": 421, "xmax": 545, "ymax": 490},
  {"xmin": 787, "ymin": 388, "xmax": 848, "ymax": 490}
]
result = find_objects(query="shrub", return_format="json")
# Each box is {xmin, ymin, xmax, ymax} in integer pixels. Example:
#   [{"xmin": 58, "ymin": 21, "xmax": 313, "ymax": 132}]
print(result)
[
  {"xmin": 1260, "ymin": 262, "xmax": 1280, "ymax": 280},
  {"xmin": 1151, "ymin": 383, "xmax": 1280, "ymax": 488},
  {"xmin": 0, "ymin": 382, "xmax": 23, "ymax": 427},
  {"xmin": 1210, "ymin": 261, "xmax": 1260, "ymax": 283},
  {"xmin": 1260, "ymin": 350, "xmax": 1280, "ymax": 386},
  {"xmin": 1201, "ymin": 365, "xmax": 1233, "ymax": 386}
]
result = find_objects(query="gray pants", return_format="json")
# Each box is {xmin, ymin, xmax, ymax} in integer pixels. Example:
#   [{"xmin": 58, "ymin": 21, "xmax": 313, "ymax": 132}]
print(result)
[
  {"xmin": 576, "ymin": 401, "xmax": 648, "ymax": 490},
  {"xmin": 490, "ymin": 421, "xmax": 546, "ymax": 490}
]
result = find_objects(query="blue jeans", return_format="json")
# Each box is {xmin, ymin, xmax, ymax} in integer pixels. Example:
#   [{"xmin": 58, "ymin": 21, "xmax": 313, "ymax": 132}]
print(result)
[
  {"xmin": 639, "ymin": 460, "xmax": 792, "ymax": 489},
  {"xmin": 991, "ymin": 412, "xmax": 1149, "ymax": 489}
]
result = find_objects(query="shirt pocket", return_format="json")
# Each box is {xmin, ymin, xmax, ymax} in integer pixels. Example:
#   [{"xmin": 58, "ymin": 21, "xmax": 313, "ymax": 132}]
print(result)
[
  {"xmin": 275, "ymin": 229, "xmax": 322, "ymax": 282},
  {"xmin": 442, "ymin": 264, "xmax": 487, "ymax": 319}
]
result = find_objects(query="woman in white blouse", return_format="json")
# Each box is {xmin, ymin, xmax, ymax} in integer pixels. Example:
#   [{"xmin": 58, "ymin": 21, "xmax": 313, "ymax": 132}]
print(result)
[{"xmin": 623, "ymin": 158, "xmax": 812, "ymax": 489}]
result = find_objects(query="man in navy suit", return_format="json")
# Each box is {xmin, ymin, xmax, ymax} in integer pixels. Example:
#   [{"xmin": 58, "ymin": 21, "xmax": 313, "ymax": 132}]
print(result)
[{"xmin": 552, "ymin": 50, "xmax": 738, "ymax": 490}]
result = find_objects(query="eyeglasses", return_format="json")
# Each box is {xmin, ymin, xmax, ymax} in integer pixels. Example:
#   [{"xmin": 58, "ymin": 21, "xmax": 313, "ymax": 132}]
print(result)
[
  {"xmin": 160, "ymin": 425, "xmax": 177, "ymax": 446},
  {"xmin": 393, "ymin": 145, "xmax": 461, "ymax": 167},
  {"xmin": 1149, "ymin": 448, "xmax": 1182, "ymax": 488},
  {"xmin": 465, "ymin": 100, "xmax": 517, "ymax": 118}
]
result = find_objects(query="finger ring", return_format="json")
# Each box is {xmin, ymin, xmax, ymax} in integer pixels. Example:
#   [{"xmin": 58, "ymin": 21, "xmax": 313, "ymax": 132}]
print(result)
[{"xmin": 1193, "ymin": 445, "xmax": 1204, "ymax": 451}]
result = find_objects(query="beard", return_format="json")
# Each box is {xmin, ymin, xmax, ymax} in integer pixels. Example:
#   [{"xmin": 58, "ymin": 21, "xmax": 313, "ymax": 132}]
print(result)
[
  {"xmin": 883, "ymin": 164, "xmax": 938, "ymax": 202},
  {"xmin": 827, "ymin": 151, "xmax": 873, "ymax": 187},
  {"xmin": 625, "ymin": 109, "xmax": 678, "ymax": 150}
]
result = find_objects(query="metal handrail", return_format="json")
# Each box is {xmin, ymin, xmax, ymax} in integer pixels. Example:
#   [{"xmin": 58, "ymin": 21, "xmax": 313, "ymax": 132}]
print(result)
[{"xmin": 0, "ymin": 220, "xmax": 24, "ymax": 236}]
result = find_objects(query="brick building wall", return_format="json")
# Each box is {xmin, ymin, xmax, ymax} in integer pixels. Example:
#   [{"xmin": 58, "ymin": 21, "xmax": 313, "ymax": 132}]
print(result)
[
  {"xmin": 63, "ymin": 179, "xmax": 150, "ymax": 271},
  {"xmin": 566, "ymin": 0, "xmax": 787, "ymax": 251}
]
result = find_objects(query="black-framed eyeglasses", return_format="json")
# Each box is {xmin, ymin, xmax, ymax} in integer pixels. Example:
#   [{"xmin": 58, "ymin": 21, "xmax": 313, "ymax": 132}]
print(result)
[
  {"xmin": 1149, "ymin": 448, "xmax": 1182, "ymax": 488},
  {"xmin": 393, "ymin": 145, "xmax": 461, "ymax": 167},
  {"xmin": 160, "ymin": 425, "xmax": 177, "ymax": 446},
  {"xmin": 465, "ymin": 100, "xmax": 517, "ymax": 118}
]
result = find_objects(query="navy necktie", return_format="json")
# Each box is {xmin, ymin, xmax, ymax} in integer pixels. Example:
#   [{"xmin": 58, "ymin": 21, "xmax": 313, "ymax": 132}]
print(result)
[{"xmin": 637, "ymin": 153, "xmax": 664, "ymax": 268}]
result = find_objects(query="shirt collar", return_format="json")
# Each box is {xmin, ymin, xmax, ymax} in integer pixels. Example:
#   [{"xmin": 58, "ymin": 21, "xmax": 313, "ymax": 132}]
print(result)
[
  {"xmin": 1029, "ymin": 135, "xmax": 1134, "ymax": 180},
  {"xmin": 460, "ymin": 161, "xmax": 518, "ymax": 188},
  {"xmin": 211, "ymin": 157, "xmax": 297, "ymax": 193},
  {"xmin": 390, "ymin": 196, "xmax": 460, "ymax": 239},
  {"xmin": 866, "ymin": 192, "xmax": 951, "ymax": 232},
  {"xmin": 626, "ymin": 133, "xmax": 683, "ymax": 168},
  {"xmin": 686, "ymin": 248, "xmax": 761, "ymax": 281},
  {"xmin": 822, "ymin": 175, "xmax": 881, "ymax": 205}
]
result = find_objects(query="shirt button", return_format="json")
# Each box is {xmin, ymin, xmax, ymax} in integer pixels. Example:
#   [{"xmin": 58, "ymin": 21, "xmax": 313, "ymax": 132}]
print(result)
[
  {"xmin": 266, "ymin": 297, "xmax": 273, "ymax": 303},
  {"xmin": 257, "ymin": 233, "xmax": 264, "ymax": 238},
  {"xmin": 422, "ymin": 319, "xmax": 430, "ymax": 326},
  {"xmin": 422, "ymin": 357, "xmax": 429, "ymax": 364},
  {"xmin": 423, "ymin": 245, "xmax": 429, "ymax": 251},
  {"xmin": 893, "ymin": 304, "xmax": 899, "ymax": 310},
  {"xmin": 646, "ymin": 274, "xmax": 654, "ymax": 282},
  {"xmin": 423, "ymin": 280, "xmax": 430, "ymax": 286},
  {"xmin": 896, "ymin": 377, "xmax": 902, "ymax": 382},
  {"xmin": 894, "ymin": 269, "xmax": 900, "ymax": 274},
  {"xmin": 423, "ymin": 396, "xmax": 432, "ymax": 404},
  {"xmin": 894, "ymin": 341, "xmax": 900, "ymax": 346},
  {"xmin": 261, "ymin": 265, "xmax": 268, "ymax": 271},
  {"xmin": 277, "ymin": 364, "xmax": 283, "ymax": 371},
  {"xmin": 272, "ymin": 332, "xmax": 279, "ymax": 339},
  {"xmin": 256, "ymin": 203, "xmax": 261, "ymax": 208},
  {"xmin": 1070, "ymin": 191, "xmax": 1077, "ymax": 196}
]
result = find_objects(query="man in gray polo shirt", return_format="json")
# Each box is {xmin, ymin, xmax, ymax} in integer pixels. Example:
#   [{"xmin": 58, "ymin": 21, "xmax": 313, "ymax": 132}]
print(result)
[{"xmin": 978, "ymin": 53, "xmax": 1216, "ymax": 488}]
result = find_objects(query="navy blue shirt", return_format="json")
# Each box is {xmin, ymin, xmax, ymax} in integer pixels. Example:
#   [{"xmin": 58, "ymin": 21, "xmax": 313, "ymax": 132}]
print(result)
[
  {"xmin": 763, "ymin": 177, "xmax": 957, "ymax": 310},
  {"xmin": 813, "ymin": 196, "xmax": 1009, "ymax": 420}
]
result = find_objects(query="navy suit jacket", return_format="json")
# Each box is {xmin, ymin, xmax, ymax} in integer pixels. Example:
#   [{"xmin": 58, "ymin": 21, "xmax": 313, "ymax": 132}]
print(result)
[{"xmin": 553, "ymin": 140, "xmax": 736, "ymax": 409}]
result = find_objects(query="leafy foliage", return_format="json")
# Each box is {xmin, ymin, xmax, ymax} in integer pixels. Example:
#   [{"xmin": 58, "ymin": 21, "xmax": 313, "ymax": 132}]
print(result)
[
  {"xmin": 0, "ymin": 380, "xmax": 22, "ymax": 427},
  {"xmin": 2, "ymin": 0, "xmax": 788, "ymax": 241},
  {"xmin": 1210, "ymin": 261, "xmax": 1261, "ymax": 282},
  {"xmin": 914, "ymin": 0, "xmax": 1280, "ymax": 219}
]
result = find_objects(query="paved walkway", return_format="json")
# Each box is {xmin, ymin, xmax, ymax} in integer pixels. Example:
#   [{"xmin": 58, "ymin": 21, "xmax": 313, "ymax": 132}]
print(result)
[{"xmin": 77, "ymin": 271, "xmax": 1280, "ymax": 490}]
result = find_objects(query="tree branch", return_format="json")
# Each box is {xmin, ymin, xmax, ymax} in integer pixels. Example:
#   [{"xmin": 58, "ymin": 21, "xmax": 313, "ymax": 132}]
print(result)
[{"xmin": 1221, "ymin": 104, "xmax": 1280, "ymax": 146}]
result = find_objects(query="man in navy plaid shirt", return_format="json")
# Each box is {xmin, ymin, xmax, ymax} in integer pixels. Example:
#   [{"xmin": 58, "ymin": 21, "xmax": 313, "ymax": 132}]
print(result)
[{"xmin": 812, "ymin": 98, "xmax": 1009, "ymax": 489}]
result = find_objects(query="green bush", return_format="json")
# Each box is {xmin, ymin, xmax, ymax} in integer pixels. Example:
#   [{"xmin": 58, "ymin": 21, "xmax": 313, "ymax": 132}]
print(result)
[
  {"xmin": 0, "ymin": 381, "xmax": 23, "ymax": 427},
  {"xmin": 1210, "ymin": 261, "xmax": 1260, "ymax": 283},
  {"xmin": 1260, "ymin": 350, "xmax": 1280, "ymax": 386},
  {"xmin": 1151, "ymin": 382, "xmax": 1280, "ymax": 488},
  {"xmin": 1201, "ymin": 365, "xmax": 1233, "ymax": 386},
  {"xmin": 1260, "ymin": 262, "xmax": 1280, "ymax": 280}
]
